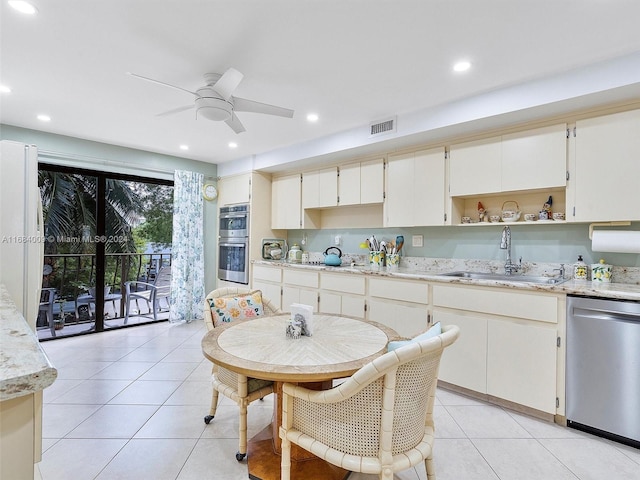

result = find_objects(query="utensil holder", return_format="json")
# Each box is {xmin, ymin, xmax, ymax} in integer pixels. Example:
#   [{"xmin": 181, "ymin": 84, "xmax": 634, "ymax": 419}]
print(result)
[
  {"xmin": 369, "ymin": 250, "xmax": 385, "ymax": 270},
  {"xmin": 386, "ymin": 253, "xmax": 400, "ymax": 269}
]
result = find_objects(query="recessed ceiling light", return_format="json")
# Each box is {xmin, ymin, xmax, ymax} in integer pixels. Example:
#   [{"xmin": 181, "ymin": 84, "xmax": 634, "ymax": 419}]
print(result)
[
  {"xmin": 453, "ymin": 60, "xmax": 471, "ymax": 73},
  {"xmin": 179, "ymin": 145, "xmax": 189, "ymax": 150},
  {"xmin": 228, "ymin": 142, "xmax": 238, "ymax": 149},
  {"xmin": 0, "ymin": 85, "xmax": 11, "ymax": 94},
  {"xmin": 306, "ymin": 113, "xmax": 319, "ymax": 122},
  {"xmin": 8, "ymin": 1, "xmax": 38, "ymax": 14},
  {"xmin": 37, "ymin": 114, "xmax": 51, "ymax": 122}
]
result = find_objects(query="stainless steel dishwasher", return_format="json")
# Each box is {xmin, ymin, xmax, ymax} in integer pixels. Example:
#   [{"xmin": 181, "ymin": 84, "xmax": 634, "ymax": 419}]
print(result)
[{"xmin": 566, "ymin": 295, "xmax": 640, "ymax": 448}]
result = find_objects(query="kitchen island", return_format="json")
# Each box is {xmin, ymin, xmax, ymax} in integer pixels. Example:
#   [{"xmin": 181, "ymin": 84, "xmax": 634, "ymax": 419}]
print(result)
[{"xmin": 0, "ymin": 284, "xmax": 57, "ymax": 480}]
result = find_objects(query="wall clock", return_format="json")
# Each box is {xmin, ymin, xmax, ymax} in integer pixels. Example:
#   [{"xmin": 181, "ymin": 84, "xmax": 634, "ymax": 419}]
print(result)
[{"xmin": 203, "ymin": 183, "xmax": 218, "ymax": 201}]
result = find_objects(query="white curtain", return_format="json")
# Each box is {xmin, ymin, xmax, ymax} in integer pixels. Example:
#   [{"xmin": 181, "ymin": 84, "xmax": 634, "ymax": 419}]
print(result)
[{"xmin": 169, "ymin": 170, "xmax": 205, "ymax": 323}]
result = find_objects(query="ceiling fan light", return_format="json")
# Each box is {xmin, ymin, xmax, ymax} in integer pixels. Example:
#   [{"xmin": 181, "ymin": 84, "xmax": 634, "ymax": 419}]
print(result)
[{"xmin": 195, "ymin": 97, "xmax": 233, "ymax": 121}]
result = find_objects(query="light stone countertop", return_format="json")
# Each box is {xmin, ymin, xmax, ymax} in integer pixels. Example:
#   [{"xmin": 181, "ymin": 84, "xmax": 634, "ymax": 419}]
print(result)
[
  {"xmin": 253, "ymin": 259, "xmax": 640, "ymax": 302},
  {"xmin": 0, "ymin": 284, "xmax": 57, "ymax": 401}
]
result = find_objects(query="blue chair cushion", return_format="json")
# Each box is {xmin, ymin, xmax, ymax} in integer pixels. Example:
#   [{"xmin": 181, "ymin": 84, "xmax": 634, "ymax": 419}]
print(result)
[{"xmin": 387, "ymin": 322, "xmax": 442, "ymax": 351}]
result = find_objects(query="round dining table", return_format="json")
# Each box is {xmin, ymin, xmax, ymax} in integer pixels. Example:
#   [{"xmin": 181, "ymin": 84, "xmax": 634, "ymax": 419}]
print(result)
[{"xmin": 201, "ymin": 313, "xmax": 400, "ymax": 480}]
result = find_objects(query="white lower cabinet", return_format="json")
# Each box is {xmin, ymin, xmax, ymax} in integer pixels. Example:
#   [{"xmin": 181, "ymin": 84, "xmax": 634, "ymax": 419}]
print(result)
[
  {"xmin": 434, "ymin": 310, "xmax": 488, "ymax": 394},
  {"xmin": 282, "ymin": 269, "xmax": 319, "ymax": 312},
  {"xmin": 320, "ymin": 291, "xmax": 365, "ymax": 317},
  {"xmin": 319, "ymin": 273, "xmax": 366, "ymax": 318},
  {"xmin": 432, "ymin": 283, "xmax": 561, "ymax": 415},
  {"xmin": 367, "ymin": 277, "xmax": 429, "ymax": 337},
  {"xmin": 487, "ymin": 318, "xmax": 557, "ymax": 413},
  {"xmin": 251, "ymin": 264, "xmax": 283, "ymax": 309}
]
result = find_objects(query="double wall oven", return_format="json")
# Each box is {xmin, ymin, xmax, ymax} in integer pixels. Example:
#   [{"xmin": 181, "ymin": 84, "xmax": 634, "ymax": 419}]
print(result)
[{"xmin": 218, "ymin": 204, "xmax": 250, "ymax": 284}]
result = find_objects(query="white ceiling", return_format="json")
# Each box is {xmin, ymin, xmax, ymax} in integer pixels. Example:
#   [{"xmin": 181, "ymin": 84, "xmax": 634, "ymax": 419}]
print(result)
[{"xmin": 2, "ymin": 0, "xmax": 640, "ymax": 171}]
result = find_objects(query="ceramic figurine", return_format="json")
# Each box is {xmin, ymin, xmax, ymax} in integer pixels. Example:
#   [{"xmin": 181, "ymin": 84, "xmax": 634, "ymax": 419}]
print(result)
[
  {"xmin": 296, "ymin": 313, "xmax": 312, "ymax": 337},
  {"xmin": 539, "ymin": 195, "xmax": 553, "ymax": 220},
  {"xmin": 286, "ymin": 319, "xmax": 302, "ymax": 339},
  {"xmin": 477, "ymin": 201, "xmax": 487, "ymax": 222}
]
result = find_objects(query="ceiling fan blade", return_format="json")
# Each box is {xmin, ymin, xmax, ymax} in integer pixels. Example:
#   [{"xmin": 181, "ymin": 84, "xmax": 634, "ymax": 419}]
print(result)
[
  {"xmin": 233, "ymin": 97, "xmax": 294, "ymax": 118},
  {"xmin": 225, "ymin": 112, "xmax": 246, "ymax": 134},
  {"xmin": 127, "ymin": 72, "xmax": 199, "ymax": 97},
  {"xmin": 213, "ymin": 68, "xmax": 244, "ymax": 101},
  {"xmin": 156, "ymin": 105, "xmax": 194, "ymax": 117}
]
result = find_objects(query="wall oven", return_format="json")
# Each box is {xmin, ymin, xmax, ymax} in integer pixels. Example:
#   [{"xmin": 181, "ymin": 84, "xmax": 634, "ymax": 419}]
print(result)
[
  {"xmin": 219, "ymin": 203, "xmax": 249, "ymax": 238},
  {"xmin": 218, "ymin": 204, "xmax": 249, "ymax": 284}
]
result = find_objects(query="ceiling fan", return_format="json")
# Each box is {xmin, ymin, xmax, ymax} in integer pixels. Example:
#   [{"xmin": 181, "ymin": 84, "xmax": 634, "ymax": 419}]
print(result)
[{"xmin": 127, "ymin": 68, "xmax": 294, "ymax": 134}]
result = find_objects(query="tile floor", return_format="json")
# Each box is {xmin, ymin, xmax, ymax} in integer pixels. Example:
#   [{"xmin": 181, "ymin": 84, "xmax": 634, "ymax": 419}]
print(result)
[{"xmin": 37, "ymin": 320, "xmax": 640, "ymax": 480}]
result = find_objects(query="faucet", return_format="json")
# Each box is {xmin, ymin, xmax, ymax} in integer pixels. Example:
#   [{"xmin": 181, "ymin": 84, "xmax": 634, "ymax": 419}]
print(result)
[{"xmin": 500, "ymin": 226, "xmax": 521, "ymax": 275}]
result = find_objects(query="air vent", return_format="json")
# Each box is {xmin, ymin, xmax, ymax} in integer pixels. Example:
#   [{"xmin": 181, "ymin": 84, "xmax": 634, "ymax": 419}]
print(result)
[{"xmin": 369, "ymin": 116, "xmax": 397, "ymax": 137}]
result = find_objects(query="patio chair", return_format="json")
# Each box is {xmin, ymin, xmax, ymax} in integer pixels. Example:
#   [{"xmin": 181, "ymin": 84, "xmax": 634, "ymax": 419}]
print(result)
[
  {"xmin": 279, "ymin": 324, "xmax": 460, "ymax": 480},
  {"xmin": 203, "ymin": 287, "xmax": 282, "ymax": 461},
  {"xmin": 38, "ymin": 288, "xmax": 57, "ymax": 337},
  {"xmin": 123, "ymin": 265, "xmax": 171, "ymax": 323}
]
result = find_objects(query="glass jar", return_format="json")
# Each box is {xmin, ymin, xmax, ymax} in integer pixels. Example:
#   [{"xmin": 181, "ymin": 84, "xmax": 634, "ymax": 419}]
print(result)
[{"xmin": 288, "ymin": 244, "xmax": 302, "ymax": 263}]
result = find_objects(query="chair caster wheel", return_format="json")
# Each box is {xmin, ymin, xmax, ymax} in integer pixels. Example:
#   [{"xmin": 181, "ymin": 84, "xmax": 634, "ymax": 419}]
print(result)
[
  {"xmin": 236, "ymin": 452, "xmax": 246, "ymax": 461},
  {"xmin": 204, "ymin": 415, "xmax": 214, "ymax": 424}
]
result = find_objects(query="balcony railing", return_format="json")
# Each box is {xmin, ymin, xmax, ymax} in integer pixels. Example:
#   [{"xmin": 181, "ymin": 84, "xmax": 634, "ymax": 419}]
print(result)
[{"xmin": 39, "ymin": 252, "xmax": 172, "ymax": 331}]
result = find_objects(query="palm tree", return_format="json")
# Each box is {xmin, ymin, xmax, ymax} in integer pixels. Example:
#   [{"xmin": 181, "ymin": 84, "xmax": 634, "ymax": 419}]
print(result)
[{"xmin": 39, "ymin": 171, "xmax": 143, "ymax": 254}]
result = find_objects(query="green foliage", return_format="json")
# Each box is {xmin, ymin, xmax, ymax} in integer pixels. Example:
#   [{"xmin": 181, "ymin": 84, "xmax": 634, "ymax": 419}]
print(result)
[
  {"xmin": 136, "ymin": 183, "xmax": 174, "ymax": 248},
  {"xmin": 38, "ymin": 170, "xmax": 173, "ymax": 299}
]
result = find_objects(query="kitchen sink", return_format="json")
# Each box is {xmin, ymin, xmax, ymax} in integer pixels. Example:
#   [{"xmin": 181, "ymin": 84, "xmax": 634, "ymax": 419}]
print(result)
[{"xmin": 440, "ymin": 271, "xmax": 568, "ymax": 285}]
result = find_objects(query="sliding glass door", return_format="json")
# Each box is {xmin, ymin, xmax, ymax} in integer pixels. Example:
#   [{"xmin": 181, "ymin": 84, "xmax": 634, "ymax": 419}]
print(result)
[{"xmin": 37, "ymin": 164, "xmax": 173, "ymax": 340}]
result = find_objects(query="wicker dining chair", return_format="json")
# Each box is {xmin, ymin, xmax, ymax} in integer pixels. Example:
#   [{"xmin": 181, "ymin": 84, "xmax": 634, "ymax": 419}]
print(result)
[
  {"xmin": 279, "ymin": 324, "xmax": 460, "ymax": 480},
  {"xmin": 203, "ymin": 287, "xmax": 282, "ymax": 461}
]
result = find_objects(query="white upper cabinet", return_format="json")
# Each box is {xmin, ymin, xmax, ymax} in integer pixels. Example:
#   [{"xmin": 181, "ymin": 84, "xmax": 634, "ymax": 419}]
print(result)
[
  {"xmin": 303, "ymin": 160, "xmax": 384, "ymax": 209},
  {"xmin": 359, "ymin": 158, "xmax": 385, "ymax": 204},
  {"xmin": 338, "ymin": 163, "xmax": 360, "ymax": 206},
  {"xmin": 302, "ymin": 167, "xmax": 338, "ymax": 208},
  {"xmin": 385, "ymin": 147, "xmax": 446, "ymax": 227},
  {"xmin": 217, "ymin": 173, "xmax": 251, "ymax": 205},
  {"xmin": 501, "ymin": 124, "xmax": 567, "ymax": 192},
  {"xmin": 449, "ymin": 124, "xmax": 567, "ymax": 196},
  {"xmin": 449, "ymin": 136, "xmax": 502, "ymax": 196},
  {"xmin": 573, "ymin": 109, "xmax": 640, "ymax": 222},
  {"xmin": 339, "ymin": 159, "xmax": 384, "ymax": 206},
  {"xmin": 271, "ymin": 173, "xmax": 301, "ymax": 229}
]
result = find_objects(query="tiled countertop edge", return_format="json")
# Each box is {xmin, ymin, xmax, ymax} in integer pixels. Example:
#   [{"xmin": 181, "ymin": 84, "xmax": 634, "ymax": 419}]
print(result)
[{"xmin": 0, "ymin": 284, "xmax": 57, "ymax": 401}]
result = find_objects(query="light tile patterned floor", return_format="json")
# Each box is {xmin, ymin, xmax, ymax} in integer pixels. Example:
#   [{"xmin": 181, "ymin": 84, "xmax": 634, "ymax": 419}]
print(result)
[{"xmin": 37, "ymin": 320, "xmax": 640, "ymax": 480}]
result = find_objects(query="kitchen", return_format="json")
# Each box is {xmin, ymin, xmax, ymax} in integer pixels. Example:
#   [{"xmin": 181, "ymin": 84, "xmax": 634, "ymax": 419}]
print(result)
[{"xmin": 2, "ymin": 1, "xmax": 640, "ymax": 479}]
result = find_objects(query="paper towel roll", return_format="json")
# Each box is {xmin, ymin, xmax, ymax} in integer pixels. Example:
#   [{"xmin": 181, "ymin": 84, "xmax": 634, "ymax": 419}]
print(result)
[{"xmin": 591, "ymin": 230, "xmax": 640, "ymax": 254}]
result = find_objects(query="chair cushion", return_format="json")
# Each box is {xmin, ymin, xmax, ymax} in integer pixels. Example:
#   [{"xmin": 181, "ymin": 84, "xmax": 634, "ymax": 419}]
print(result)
[
  {"xmin": 208, "ymin": 290, "xmax": 264, "ymax": 327},
  {"xmin": 387, "ymin": 322, "xmax": 442, "ymax": 351},
  {"xmin": 248, "ymin": 377, "xmax": 273, "ymax": 393}
]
